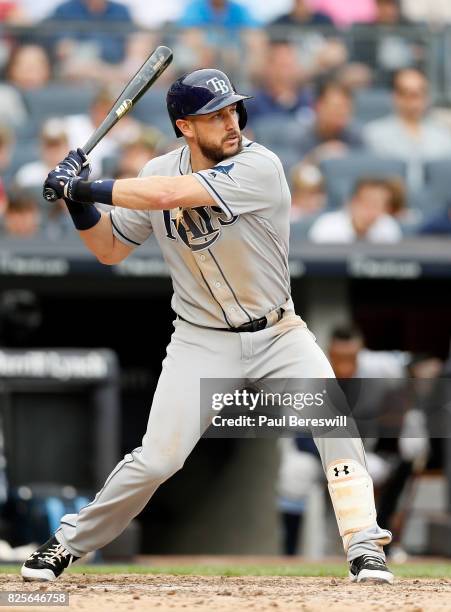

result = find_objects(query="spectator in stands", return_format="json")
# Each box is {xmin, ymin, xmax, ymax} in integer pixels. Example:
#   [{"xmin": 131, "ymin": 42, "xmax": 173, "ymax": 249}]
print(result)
[
  {"xmin": 363, "ymin": 69, "xmax": 451, "ymax": 189},
  {"xmin": 64, "ymin": 87, "xmax": 141, "ymax": 177},
  {"xmin": 351, "ymin": 0, "xmax": 415, "ymax": 87},
  {"xmin": 243, "ymin": 0, "xmax": 292, "ymax": 23},
  {"xmin": 247, "ymin": 39, "xmax": 312, "ymax": 123},
  {"xmin": 0, "ymin": 124, "xmax": 14, "ymax": 176},
  {"xmin": 374, "ymin": 0, "xmax": 408, "ymax": 24},
  {"xmin": 328, "ymin": 324, "xmax": 406, "ymax": 379},
  {"xmin": 15, "ymin": 118, "xmax": 69, "ymax": 190},
  {"xmin": 12, "ymin": 118, "xmax": 75, "ymax": 239},
  {"xmin": 297, "ymin": 80, "xmax": 363, "ymax": 161},
  {"xmin": 177, "ymin": 0, "xmax": 264, "ymax": 76},
  {"xmin": 270, "ymin": 0, "xmax": 333, "ymax": 25},
  {"xmin": 385, "ymin": 177, "xmax": 408, "ymax": 220},
  {"xmin": 401, "ymin": 0, "xmax": 451, "ymax": 25},
  {"xmin": 57, "ymin": 27, "xmax": 163, "ymax": 87},
  {"xmin": 0, "ymin": 0, "xmax": 28, "ymax": 22},
  {"xmin": 267, "ymin": 8, "xmax": 348, "ymax": 84},
  {"xmin": 120, "ymin": 0, "xmax": 184, "ymax": 28},
  {"xmin": 308, "ymin": 178, "xmax": 403, "ymax": 243},
  {"xmin": 17, "ymin": 0, "xmax": 60, "ymax": 21},
  {"xmin": 310, "ymin": 0, "xmax": 376, "ymax": 26},
  {"xmin": 113, "ymin": 128, "xmax": 165, "ymax": 179},
  {"xmin": 0, "ymin": 83, "xmax": 27, "ymax": 128},
  {"xmin": 0, "ymin": 189, "xmax": 40, "ymax": 238},
  {"xmin": 48, "ymin": 0, "xmax": 134, "ymax": 64},
  {"xmin": 179, "ymin": 0, "xmax": 259, "ymax": 29},
  {"xmin": 290, "ymin": 162, "xmax": 326, "ymax": 224},
  {"xmin": 5, "ymin": 44, "xmax": 51, "ymax": 90}
]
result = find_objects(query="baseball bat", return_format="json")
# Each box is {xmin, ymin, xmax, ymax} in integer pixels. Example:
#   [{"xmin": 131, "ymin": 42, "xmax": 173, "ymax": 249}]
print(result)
[{"xmin": 43, "ymin": 45, "xmax": 173, "ymax": 202}]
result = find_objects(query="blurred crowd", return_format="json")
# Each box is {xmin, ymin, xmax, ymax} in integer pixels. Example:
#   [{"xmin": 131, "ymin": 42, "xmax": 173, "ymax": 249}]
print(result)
[{"xmin": 1, "ymin": 0, "xmax": 451, "ymax": 241}]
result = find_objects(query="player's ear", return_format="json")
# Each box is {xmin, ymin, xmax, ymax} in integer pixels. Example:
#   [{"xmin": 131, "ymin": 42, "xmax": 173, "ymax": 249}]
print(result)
[{"xmin": 176, "ymin": 118, "xmax": 193, "ymax": 139}]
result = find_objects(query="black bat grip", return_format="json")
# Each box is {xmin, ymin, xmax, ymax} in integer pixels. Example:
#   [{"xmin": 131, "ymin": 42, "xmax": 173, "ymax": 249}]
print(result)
[{"xmin": 43, "ymin": 186, "xmax": 59, "ymax": 202}]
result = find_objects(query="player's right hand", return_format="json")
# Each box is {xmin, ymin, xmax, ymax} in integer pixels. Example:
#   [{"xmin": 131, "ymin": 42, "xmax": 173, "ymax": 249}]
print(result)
[
  {"xmin": 64, "ymin": 152, "xmax": 91, "ymax": 206},
  {"xmin": 59, "ymin": 148, "xmax": 91, "ymax": 179}
]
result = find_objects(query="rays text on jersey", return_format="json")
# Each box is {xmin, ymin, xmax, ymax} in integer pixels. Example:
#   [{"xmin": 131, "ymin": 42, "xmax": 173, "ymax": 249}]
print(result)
[{"xmin": 163, "ymin": 206, "xmax": 238, "ymax": 252}]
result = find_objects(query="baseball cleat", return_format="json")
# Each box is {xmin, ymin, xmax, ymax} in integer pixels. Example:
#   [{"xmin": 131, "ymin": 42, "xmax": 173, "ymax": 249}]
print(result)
[
  {"xmin": 349, "ymin": 554, "xmax": 394, "ymax": 584},
  {"xmin": 21, "ymin": 536, "xmax": 80, "ymax": 582}
]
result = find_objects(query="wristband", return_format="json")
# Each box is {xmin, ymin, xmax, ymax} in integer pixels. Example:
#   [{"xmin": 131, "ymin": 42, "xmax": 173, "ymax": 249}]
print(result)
[
  {"xmin": 64, "ymin": 199, "xmax": 101, "ymax": 231},
  {"xmin": 70, "ymin": 178, "xmax": 115, "ymax": 205}
]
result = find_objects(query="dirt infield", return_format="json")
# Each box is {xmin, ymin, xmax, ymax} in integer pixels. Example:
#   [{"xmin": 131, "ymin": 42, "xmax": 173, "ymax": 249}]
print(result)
[{"xmin": 2, "ymin": 573, "xmax": 451, "ymax": 612}]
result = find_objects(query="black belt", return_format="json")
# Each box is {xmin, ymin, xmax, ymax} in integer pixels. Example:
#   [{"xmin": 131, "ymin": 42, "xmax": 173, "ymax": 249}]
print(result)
[{"xmin": 178, "ymin": 307, "xmax": 284, "ymax": 333}]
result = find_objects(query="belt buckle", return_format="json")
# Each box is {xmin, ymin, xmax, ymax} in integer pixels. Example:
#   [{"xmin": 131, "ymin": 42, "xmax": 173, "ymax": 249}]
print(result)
[
  {"xmin": 237, "ymin": 318, "xmax": 264, "ymax": 333},
  {"xmin": 253, "ymin": 318, "xmax": 266, "ymax": 332},
  {"xmin": 266, "ymin": 308, "xmax": 282, "ymax": 329},
  {"xmin": 236, "ymin": 308, "xmax": 283, "ymax": 333}
]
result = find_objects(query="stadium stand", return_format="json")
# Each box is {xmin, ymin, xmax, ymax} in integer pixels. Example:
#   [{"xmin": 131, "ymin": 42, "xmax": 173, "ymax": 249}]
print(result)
[{"xmin": 319, "ymin": 154, "xmax": 406, "ymax": 209}]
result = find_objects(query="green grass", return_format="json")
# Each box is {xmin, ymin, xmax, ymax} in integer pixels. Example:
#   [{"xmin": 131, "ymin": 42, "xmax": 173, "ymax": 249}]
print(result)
[{"xmin": 1, "ymin": 562, "xmax": 451, "ymax": 579}]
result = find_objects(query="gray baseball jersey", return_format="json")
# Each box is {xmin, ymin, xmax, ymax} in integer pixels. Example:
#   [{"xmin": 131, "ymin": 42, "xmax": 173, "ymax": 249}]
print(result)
[
  {"xmin": 55, "ymin": 139, "xmax": 392, "ymax": 565},
  {"xmin": 110, "ymin": 138, "xmax": 293, "ymax": 328}
]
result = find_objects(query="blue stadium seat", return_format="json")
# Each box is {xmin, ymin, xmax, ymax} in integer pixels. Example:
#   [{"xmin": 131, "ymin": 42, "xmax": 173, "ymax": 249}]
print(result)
[
  {"xmin": 354, "ymin": 88, "xmax": 393, "ymax": 124},
  {"xmin": 22, "ymin": 84, "xmax": 95, "ymax": 121},
  {"xmin": 14, "ymin": 119, "xmax": 41, "ymax": 142},
  {"xmin": 320, "ymin": 154, "xmax": 406, "ymax": 209},
  {"xmin": 423, "ymin": 158, "xmax": 451, "ymax": 196},
  {"xmin": 252, "ymin": 115, "xmax": 304, "ymax": 172},
  {"xmin": 290, "ymin": 216, "xmax": 320, "ymax": 241},
  {"xmin": 2, "ymin": 143, "xmax": 40, "ymax": 186},
  {"xmin": 131, "ymin": 88, "xmax": 174, "ymax": 136},
  {"xmin": 406, "ymin": 187, "xmax": 449, "ymax": 225}
]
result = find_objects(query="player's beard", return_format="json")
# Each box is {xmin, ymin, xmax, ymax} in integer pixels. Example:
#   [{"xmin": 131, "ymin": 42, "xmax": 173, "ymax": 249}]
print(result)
[{"xmin": 198, "ymin": 133, "xmax": 243, "ymax": 163}]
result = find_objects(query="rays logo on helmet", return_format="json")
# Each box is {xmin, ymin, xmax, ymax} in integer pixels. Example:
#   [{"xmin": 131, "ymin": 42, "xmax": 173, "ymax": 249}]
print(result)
[{"xmin": 206, "ymin": 77, "xmax": 230, "ymax": 95}]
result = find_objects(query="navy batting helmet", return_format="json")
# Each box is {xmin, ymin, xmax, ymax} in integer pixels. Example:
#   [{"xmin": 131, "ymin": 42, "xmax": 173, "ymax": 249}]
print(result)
[{"xmin": 166, "ymin": 69, "xmax": 252, "ymax": 137}]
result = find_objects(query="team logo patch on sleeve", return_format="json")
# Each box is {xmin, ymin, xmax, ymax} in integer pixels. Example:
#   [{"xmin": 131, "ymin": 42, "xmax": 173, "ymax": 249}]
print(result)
[{"xmin": 208, "ymin": 163, "xmax": 240, "ymax": 186}]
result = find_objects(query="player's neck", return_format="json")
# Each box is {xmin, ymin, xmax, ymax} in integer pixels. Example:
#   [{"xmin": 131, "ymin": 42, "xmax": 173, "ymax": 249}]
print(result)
[{"xmin": 189, "ymin": 149, "xmax": 216, "ymax": 173}]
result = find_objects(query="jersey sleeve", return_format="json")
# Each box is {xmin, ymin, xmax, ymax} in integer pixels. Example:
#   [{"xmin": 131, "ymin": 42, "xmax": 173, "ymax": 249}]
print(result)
[
  {"xmin": 192, "ymin": 147, "xmax": 284, "ymax": 219},
  {"xmin": 109, "ymin": 165, "xmax": 154, "ymax": 248},
  {"xmin": 110, "ymin": 207, "xmax": 153, "ymax": 247}
]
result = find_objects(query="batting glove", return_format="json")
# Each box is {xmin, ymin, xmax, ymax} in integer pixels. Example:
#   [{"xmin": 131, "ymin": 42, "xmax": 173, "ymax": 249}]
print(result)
[
  {"xmin": 43, "ymin": 149, "xmax": 91, "ymax": 201},
  {"xmin": 63, "ymin": 161, "xmax": 91, "ymax": 205},
  {"xmin": 59, "ymin": 148, "xmax": 91, "ymax": 178}
]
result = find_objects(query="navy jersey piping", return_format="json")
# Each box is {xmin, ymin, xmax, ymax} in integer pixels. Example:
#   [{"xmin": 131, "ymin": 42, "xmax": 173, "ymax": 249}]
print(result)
[
  {"xmin": 208, "ymin": 249, "xmax": 252, "ymax": 322},
  {"xmin": 110, "ymin": 212, "xmax": 141, "ymax": 246},
  {"xmin": 194, "ymin": 172, "xmax": 234, "ymax": 218}
]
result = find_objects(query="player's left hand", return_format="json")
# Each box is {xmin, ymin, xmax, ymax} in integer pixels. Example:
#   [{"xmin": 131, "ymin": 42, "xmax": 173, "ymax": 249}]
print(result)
[{"xmin": 43, "ymin": 149, "xmax": 91, "ymax": 201}]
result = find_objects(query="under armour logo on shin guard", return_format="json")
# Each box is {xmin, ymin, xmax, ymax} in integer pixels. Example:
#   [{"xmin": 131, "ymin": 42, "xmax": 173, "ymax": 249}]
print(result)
[{"xmin": 334, "ymin": 465, "xmax": 350, "ymax": 477}]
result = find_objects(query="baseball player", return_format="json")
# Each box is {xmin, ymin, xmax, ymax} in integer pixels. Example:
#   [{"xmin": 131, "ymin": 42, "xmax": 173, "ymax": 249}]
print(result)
[{"xmin": 22, "ymin": 69, "xmax": 393, "ymax": 584}]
